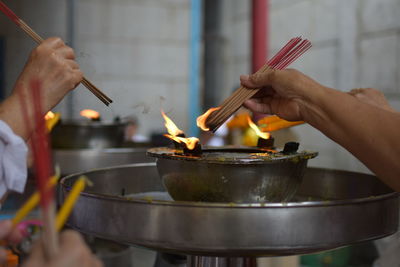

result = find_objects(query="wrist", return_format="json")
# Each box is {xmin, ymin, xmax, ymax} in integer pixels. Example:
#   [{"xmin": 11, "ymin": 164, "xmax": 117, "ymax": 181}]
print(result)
[
  {"xmin": 0, "ymin": 95, "xmax": 31, "ymax": 140},
  {"xmin": 296, "ymin": 85, "xmax": 333, "ymax": 125}
]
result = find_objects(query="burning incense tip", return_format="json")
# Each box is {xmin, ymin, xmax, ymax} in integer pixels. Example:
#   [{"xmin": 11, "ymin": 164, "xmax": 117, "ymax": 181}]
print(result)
[
  {"xmin": 80, "ymin": 109, "xmax": 100, "ymax": 120},
  {"xmin": 164, "ymin": 134, "xmax": 200, "ymax": 150},
  {"xmin": 247, "ymin": 115, "xmax": 271, "ymax": 140},
  {"xmin": 196, "ymin": 107, "xmax": 221, "ymax": 131},
  {"xmin": 161, "ymin": 110, "xmax": 201, "ymax": 152},
  {"xmin": 161, "ymin": 110, "xmax": 184, "ymax": 136}
]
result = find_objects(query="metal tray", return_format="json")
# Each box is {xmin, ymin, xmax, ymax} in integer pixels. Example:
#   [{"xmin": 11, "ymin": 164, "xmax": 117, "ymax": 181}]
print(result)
[{"xmin": 59, "ymin": 163, "xmax": 399, "ymax": 256}]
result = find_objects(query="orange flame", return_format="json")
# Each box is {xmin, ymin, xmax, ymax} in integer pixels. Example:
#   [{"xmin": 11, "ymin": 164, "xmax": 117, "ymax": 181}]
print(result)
[
  {"xmin": 161, "ymin": 111, "xmax": 184, "ymax": 136},
  {"xmin": 44, "ymin": 111, "xmax": 55, "ymax": 120},
  {"xmin": 196, "ymin": 107, "xmax": 221, "ymax": 131},
  {"xmin": 80, "ymin": 109, "xmax": 100, "ymax": 120},
  {"xmin": 164, "ymin": 134, "xmax": 199, "ymax": 150},
  {"xmin": 247, "ymin": 115, "xmax": 271, "ymax": 139}
]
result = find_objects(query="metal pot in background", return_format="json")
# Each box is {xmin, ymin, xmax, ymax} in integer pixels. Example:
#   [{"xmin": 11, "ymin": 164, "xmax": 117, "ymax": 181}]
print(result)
[
  {"xmin": 53, "ymin": 148, "xmax": 154, "ymax": 175},
  {"xmin": 51, "ymin": 120, "xmax": 126, "ymax": 149}
]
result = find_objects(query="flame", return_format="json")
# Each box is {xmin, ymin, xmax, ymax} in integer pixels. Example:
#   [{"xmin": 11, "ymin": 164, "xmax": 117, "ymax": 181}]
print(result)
[
  {"xmin": 247, "ymin": 115, "xmax": 271, "ymax": 139},
  {"xmin": 45, "ymin": 111, "xmax": 55, "ymax": 120},
  {"xmin": 196, "ymin": 107, "xmax": 221, "ymax": 131},
  {"xmin": 161, "ymin": 111, "xmax": 199, "ymax": 150},
  {"xmin": 164, "ymin": 134, "xmax": 199, "ymax": 150},
  {"xmin": 161, "ymin": 111, "xmax": 184, "ymax": 136},
  {"xmin": 80, "ymin": 109, "xmax": 100, "ymax": 120},
  {"xmin": 44, "ymin": 111, "xmax": 61, "ymax": 131}
]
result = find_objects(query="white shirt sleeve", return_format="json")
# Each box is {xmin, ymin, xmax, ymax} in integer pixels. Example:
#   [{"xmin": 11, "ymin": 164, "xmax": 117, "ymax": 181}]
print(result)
[{"xmin": 0, "ymin": 120, "xmax": 28, "ymax": 198}]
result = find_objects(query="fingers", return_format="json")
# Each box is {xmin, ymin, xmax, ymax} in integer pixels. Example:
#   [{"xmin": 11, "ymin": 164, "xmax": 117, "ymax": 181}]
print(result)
[
  {"xmin": 42, "ymin": 37, "xmax": 65, "ymax": 49},
  {"xmin": 243, "ymin": 98, "xmax": 273, "ymax": 114},
  {"xmin": 21, "ymin": 231, "xmax": 103, "ymax": 267},
  {"xmin": 241, "ymin": 69, "xmax": 278, "ymax": 89},
  {"xmin": 65, "ymin": 59, "xmax": 80, "ymax": 70},
  {"xmin": 58, "ymin": 230, "xmax": 101, "ymax": 267},
  {"xmin": 7, "ymin": 227, "xmax": 24, "ymax": 244},
  {"xmin": 57, "ymin": 46, "xmax": 76, "ymax": 60},
  {"xmin": 71, "ymin": 69, "xmax": 84, "ymax": 88},
  {"xmin": 0, "ymin": 220, "xmax": 12, "ymax": 239},
  {"xmin": 348, "ymin": 88, "xmax": 394, "ymax": 112}
]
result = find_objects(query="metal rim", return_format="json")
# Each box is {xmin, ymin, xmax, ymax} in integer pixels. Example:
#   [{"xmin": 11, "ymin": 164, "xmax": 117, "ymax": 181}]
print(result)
[
  {"xmin": 54, "ymin": 147, "xmax": 149, "ymax": 153},
  {"xmin": 57, "ymin": 120, "xmax": 126, "ymax": 127},
  {"xmin": 147, "ymin": 147, "xmax": 318, "ymax": 164},
  {"xmin": 60, "ymin": 163, "xmax": 399, "ymax": 208}
]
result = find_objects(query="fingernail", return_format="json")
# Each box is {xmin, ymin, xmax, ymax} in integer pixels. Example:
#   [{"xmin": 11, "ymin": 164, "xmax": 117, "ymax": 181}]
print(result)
[{"xmin": 240, "ymin": 74, "xmax": 249, "ymax": 80}]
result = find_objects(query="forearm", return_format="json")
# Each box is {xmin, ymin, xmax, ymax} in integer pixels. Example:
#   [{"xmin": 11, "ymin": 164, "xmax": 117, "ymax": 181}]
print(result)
[
  {"xmin": 302, "ymin": 87, "xmax": 400, "ymax": 190},
  {"xmin": 0, "ymin": 94, "xmax": 31, "ymax": 141}
]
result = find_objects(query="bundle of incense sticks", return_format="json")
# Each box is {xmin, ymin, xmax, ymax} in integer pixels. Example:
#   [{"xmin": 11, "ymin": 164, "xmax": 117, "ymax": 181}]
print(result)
[
  {"xmin": 204, "ymin": 37, "xmax": 311, "ymax": 132},
  {"xmin": 20, "ymin": 80, "xmax": 59, "ymax": 259},
  {"xmin": 0, "ymin": 1, "xmax": 112, "ymax": 106}
]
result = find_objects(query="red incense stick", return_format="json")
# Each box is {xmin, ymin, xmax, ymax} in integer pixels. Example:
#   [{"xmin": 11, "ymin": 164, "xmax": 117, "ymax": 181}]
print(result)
[
  {"xmin": 203, "ymin": 37, "xmax": 312, "ymax": 132},
  {"xmin": 19, "ymin": 80, "xmax": 59, "ymax": 260}
]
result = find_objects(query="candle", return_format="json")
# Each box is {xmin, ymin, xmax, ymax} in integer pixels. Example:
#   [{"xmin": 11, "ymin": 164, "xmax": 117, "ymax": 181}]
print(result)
[{"xmin": 12, "ymin": 176, "xmax": 58, "ymax": 226}]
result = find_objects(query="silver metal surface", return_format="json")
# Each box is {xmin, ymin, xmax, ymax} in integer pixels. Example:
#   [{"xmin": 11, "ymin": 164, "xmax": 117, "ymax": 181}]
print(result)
[
  {"xmin": 51, "ymin": 120, "xmax": 126, "ymax": 149},
  {"xmin": 148, "ymin": 147, "xmax": 317, "ymax": 203},
  {"xmin": 53, "ymin": 148, "xmax": 154, "ymax": 175},
  {"xmin": 187, "ymin": 256, "xmax": 256, "ymax": 267},
  {"xmin": 60, "ymin": 163, "xmax": 399, "ymax": 257}
]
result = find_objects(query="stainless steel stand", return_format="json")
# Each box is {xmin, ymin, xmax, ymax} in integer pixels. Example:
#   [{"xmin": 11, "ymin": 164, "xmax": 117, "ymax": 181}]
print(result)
[
  {"xmin": 60, "ymin": 164, "xmax": 399, "ymax": 260},
  {"xmin": 187, "ymin": 256, "xmax": 257, "ymax": 267}
]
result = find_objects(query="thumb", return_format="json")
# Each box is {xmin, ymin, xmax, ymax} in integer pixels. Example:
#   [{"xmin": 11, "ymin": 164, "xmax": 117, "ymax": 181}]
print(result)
[{"xmin": 241, "ymin": 69, "xmax": 277, "ymax": 89}]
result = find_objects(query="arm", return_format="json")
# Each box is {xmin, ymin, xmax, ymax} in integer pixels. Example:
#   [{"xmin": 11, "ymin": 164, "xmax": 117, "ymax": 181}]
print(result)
[
  {"xmin": 241, "ymin": 69, "xmax": 400, "ymax": 191},
  {"xmin": 0, "ymin": 37, "xmax": 82, "ymax": 141}
]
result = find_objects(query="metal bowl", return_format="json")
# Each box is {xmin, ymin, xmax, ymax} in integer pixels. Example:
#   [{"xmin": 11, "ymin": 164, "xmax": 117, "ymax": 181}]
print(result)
[
  {"xmin": 147, "ymin": 147, "xmax": 318, "ymax": 203},
  {"xmin": 52, "ymin": 148, "xmax": 154, "ymax": 175},
  {"xmin": 51, "ymin": 120, "xmax": 126, "ymax": 149}
]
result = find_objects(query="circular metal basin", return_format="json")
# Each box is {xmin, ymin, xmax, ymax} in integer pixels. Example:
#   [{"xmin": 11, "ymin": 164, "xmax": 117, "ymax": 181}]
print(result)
[
  {"xmin": 59, "ymin": 163, "xmax": 399, "ymax": 257},
  {"xmin": 148, "ymin": 147, "xmax": 318, "ymax": 203}
]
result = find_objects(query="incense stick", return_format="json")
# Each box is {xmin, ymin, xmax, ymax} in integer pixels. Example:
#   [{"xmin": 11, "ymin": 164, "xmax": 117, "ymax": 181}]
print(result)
[
  {"xmin": 204, "ymin": 37, "xmax": 312, "ymax": 132},
  {"xmin": 22, "ymin": 80, "xmax": 59, "ymax": 260},
  {"xmin": 0, "ymin": 1, "xmax": 112, "ymax": 106}
]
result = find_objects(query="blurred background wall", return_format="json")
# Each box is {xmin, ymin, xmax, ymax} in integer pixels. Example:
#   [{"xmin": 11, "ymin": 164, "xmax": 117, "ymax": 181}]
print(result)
[
  {"xmin": 210, "ymin": 0, "xmax": 400, "ymax": 174},
  {"xmin": 1, "ymin": 0, "xmax": 400, "ymax": 173},
  {"xmin": 0, "ymin": 0, "xmax": 190, "ymax": 137}
]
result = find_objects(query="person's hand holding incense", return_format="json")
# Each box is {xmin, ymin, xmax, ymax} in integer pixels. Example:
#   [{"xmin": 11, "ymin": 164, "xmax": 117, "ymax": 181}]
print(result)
[
  {"xmin": 240, "ymin": 69, "xmax": 327, "ymax": 122},
  {"xmin": 240, "ymin": 68, "xmax": 400, "ymax": 191},
  {"xmin": 22, "ymin": 230, "xmax": 102, "ymax": 267},
  {"xmin": 0, "ymin": 37, "xmax": 83, "ymax": 140},
  {"xmin": 0, "ymin": 220, "xmax": 23, "ymax": 262}
]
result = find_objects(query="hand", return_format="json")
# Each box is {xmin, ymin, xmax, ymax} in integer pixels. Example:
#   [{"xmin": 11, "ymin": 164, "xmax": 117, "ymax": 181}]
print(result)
[
  {"xmin": 22, "ymin": 230, "xmax": 102, "ymax": 267},
  {"xmin": 0, "ymin": 37, "xmax": 83, "ymax": 140},
  {"xmin": 348, "ymin": 88, "xmax": 395, "ymax": 112},
  {"xmin": 240, "ymin": 69, "xmax": 327, "ymax": 121},
  {"xmin": 12, "ymin": 37, "xmax": 83, "ymax": 112},
  {"xmin": 0, "ymin": 220, "xmax": 23, "ymax": 262}
]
